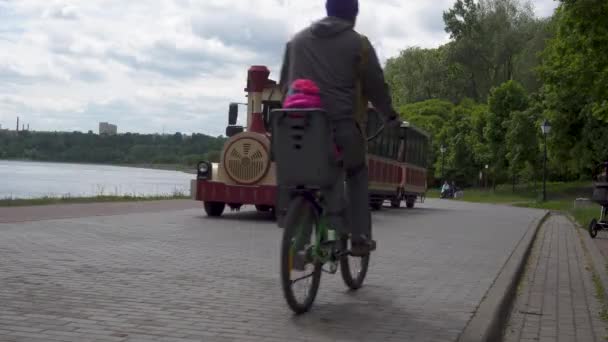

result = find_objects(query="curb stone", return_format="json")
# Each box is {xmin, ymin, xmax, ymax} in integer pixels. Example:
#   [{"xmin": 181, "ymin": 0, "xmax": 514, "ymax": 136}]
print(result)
[{"xmin": 457, "ymin": 210, "xmax": 550, "ymax": 342}]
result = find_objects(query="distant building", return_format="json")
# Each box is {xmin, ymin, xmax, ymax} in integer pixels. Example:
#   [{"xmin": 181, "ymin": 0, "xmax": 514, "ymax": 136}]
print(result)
[{"xmin": 99, "ymin": 122, "xmax": 117, "ymax": 135}]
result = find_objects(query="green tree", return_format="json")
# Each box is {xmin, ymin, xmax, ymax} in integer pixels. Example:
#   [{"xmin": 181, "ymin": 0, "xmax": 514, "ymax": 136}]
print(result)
[
  {"xmin": 443, "ymin": 0, "xmax": 538, "ymax": 101},
  {"xmin": 204, "ymin": 150, "xmax": 221, "ymax": 163},
  {"xmin": 540, "ymin": 0, "xmax": 608, "ymax": 123},
  {"xmin": 385, "ymin": 45, "xmax": 467, "ymax": 105},
  {"xmin": 537, "ymin": 0, "xmax": 608, "ymax": 178},
  {"xmin": 485, "ymin": 80, "xmax": 529, "ymax": 187},
  {"xmin": 443, "ymin": 100, "xmax": 481, "ymax": 185},
  {"xmin": 505, "ymin": 109, "xmax": 539, "ymax": 189},
  {"xmin": 0, "ymin": 131, "xmax": 226, "ymax": 167}
]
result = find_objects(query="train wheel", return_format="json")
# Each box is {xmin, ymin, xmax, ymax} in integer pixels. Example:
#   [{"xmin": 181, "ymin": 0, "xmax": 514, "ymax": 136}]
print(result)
[
  {"xmin": 256, "ymin": 205, "xmax": 272, "ymax": 213},
  {"xmin": 204, "ymin": 202, "xmax": 225, "ymax": 217},
  {"xmin": 390, "ymin": 198, "xmax": 401, "ymax": 208},
  {"xmin": 370, "ymin": 200, "xmax": 383, "ymax": 211},
  {"xmin": 406, "ymin": 197, "xmax": 416, "ymax": 209}
]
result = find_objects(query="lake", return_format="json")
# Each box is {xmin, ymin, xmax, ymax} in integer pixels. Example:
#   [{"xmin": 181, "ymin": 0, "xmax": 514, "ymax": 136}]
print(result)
[{"xmin": 0, "ymin": 160, "xmax": 194, "ymax": 199}]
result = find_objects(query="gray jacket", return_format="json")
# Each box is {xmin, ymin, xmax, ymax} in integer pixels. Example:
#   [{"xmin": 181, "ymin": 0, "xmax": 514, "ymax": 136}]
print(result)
[{"xmin": 279, "ymin": 16, "xmax": 397, "ymax": 122}]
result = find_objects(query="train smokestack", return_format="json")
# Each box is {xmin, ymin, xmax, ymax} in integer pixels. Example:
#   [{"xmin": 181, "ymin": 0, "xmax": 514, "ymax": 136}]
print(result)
[
  {"xmin": 247, "ymin": 66, "xmax": 270, "ymax": 134},
  {"xmin": 16, "ymin": 117, "xmax": 19, "ymax": 131}
]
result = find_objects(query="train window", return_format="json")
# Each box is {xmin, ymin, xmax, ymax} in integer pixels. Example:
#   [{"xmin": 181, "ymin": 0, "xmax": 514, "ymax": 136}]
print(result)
[
  {"xmin": 416, "ymin": 137, "xmax": 421, "ymax": 166},
  {"xmin": 408, "ymin": 134, "xmax": 414, "ymax": 165},
  {"xmin": 389, "ymin": 131, "xmax": 395, "ymax": 158},
  {"xmin": 418, "ymin": 136, "xmax": 424, "ymax": 166},
  {"xmin": 415, "ymin": 137, "xmax": 420, "ymax": 166},
  {"xmin": 413, "ymin": 137, "xmax": 419, "ymax": 166},
  {"xmin": 380, "ymin": 136, "xmax": 385, "ymax": 156},
  {"xmin": 262, "ymin": 101, "xmax": 282, "ymax": 132},
  {"xmin": 403, "ymin": 131, "xmax": 409, "ymax": 162},
  {"xmin": 372, "ymin": 136, "xmax": 380, "ymax": 155},
  {"xmin": 394, "ymin": 128, "xmax": 400, "ymax": 159},
  {"xmin": 374, "ymin": 133, "xmax": 380, "ymax": 156},
  {"xmin": 417, "ymin": 136, "xmax": 422, "ymax": 166},
  {"xmin": 422, "ymin": 140, "xmax": 428, "ymax": 167}
]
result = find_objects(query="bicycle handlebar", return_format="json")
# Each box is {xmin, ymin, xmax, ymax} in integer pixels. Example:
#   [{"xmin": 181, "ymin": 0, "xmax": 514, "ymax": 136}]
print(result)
[{"xmin": 366, "ymin": 123, "xmax": 385, "ymax": 142}]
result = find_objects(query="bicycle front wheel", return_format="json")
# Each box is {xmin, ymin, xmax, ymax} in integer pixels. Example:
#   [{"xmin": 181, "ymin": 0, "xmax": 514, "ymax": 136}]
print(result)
[{"xmin": 280, "ymin": 195, "xmax": 322, "ymax": 314}]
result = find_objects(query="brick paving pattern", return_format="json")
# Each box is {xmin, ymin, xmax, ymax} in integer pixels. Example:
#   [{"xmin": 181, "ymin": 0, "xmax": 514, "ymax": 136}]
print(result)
[
  {"xmin": 0, "ymin": 199, "xmax": 544, "ymax": 342},
  {"xmin": 504, "ymin": 215, "xmax": 608, "ymax": 342},
  {"xmin": 0, "ymin": 200, "xmax": 202, "ymax": 224}
]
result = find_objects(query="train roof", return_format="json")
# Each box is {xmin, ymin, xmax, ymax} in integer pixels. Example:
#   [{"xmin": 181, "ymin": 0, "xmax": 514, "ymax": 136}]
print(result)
[
  {"xmin": 400, "ymin": 121, "xmax": 431, "ymax": 139},
  {"xmin": 367, "ymin": 105, "xmax": 431, "ymax": 139}
]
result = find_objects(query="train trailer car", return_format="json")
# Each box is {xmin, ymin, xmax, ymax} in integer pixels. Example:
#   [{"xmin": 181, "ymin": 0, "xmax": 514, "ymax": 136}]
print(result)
[
  {"xmin": 365, "ymin": 109, "xmax": 430, "ymax": 210},
  {"xmin": 191, "ymin": 65, "xmax": 429, "ymax": 217}
]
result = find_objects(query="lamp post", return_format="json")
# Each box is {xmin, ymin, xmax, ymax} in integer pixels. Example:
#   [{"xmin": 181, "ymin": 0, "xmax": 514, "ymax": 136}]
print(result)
[
  {"xmin": 485, "ymin": 164, "xmax": 489, "ymax": 189},
  {"xmin": 440, "ymin": 145, "xmax": 446, "ymax": 181},
  {"xmin": 541, "ymin": 119, "xmax": 552, "ymax": 202}
]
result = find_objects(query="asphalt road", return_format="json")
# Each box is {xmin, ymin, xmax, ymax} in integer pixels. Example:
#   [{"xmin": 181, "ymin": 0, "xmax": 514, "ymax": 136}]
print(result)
[{"xmin": 0, "ymin": 199, "xmax": 545, "ymax": 342}]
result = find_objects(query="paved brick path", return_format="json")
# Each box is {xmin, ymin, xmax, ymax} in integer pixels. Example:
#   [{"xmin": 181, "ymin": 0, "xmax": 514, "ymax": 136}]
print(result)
[
  {"xmin": 504, "ymin": 215, "xmax": 608, "ymax": 342},
  {"xmin": 592, "ymin": 234, "xmax": 608, "ymax": 261},
  {"xmin": 0, "ymin": 199, "xmax": 544, "ymax": 342},
  {"xmin": 0, "ymin": 200, "xmax": 202, "ymax": 224}
]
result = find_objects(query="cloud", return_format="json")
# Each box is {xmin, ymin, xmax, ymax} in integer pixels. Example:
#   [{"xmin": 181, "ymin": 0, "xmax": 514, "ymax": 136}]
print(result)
[
  {"xmin": 43, "ymin": 5, "xmax": 79, "ymax": 20},
  {"xmin": 0, "ymin": 0, "xmax": 560, "ymax": 137}
]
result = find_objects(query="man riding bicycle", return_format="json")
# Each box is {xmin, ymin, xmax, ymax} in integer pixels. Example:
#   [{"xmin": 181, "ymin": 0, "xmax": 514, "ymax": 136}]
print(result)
[{"xmin": 279, "ymin": 0, "xmax": 400, "ymax": 257}]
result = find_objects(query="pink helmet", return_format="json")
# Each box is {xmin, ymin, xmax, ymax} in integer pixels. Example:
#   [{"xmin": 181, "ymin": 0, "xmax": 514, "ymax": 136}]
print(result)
[{"xmin": 283, "ymin": 79, "xmax": 322, "ymax": 109}]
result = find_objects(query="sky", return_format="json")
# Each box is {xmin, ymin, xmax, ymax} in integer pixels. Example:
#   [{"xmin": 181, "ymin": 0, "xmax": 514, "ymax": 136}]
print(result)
[{"xmin": 0, "ymin": 0, "xmax": 559, "ymax": 137}]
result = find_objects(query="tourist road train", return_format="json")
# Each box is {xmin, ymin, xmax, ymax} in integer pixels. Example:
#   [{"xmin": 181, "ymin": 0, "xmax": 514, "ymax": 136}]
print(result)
[{"xmin": 190, "ymin": 65, "xmax": 430, "ymax": 218}]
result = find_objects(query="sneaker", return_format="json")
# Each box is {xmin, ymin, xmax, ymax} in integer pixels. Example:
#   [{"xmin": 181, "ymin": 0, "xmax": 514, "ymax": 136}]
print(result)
[{"xmin": 350, "ymin": 235, "xmax": 376, "ymax": 257}]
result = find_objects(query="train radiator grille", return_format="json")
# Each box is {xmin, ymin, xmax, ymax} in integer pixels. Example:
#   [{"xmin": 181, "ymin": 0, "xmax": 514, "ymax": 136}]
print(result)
[{"xmin": 224, "ymin": 138, "xmax": 269, "ymax": 184}]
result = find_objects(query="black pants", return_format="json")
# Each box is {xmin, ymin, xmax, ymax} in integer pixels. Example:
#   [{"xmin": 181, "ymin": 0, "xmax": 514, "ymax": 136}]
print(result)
[{"xmin": 323, "ymin": 120, "xmax": 371, "ymax": 238}]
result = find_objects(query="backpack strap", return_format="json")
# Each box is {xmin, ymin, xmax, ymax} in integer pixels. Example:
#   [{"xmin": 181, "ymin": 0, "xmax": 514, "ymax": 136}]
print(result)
[{"xmin": 354, "ymin": 34, "xmax": 371, "ymax": 144}]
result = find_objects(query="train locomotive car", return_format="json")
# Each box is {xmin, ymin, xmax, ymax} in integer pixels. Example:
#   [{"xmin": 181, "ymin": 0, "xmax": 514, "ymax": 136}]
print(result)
[{"xmin": 191, "ymin": 65, "xmax": 429, "ymax": 217}]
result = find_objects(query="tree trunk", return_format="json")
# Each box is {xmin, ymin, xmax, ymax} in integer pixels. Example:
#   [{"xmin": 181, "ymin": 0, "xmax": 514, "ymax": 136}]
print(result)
[{"xmin": 512, "ymin": 174, "xmax": 516, "ymax": 193}]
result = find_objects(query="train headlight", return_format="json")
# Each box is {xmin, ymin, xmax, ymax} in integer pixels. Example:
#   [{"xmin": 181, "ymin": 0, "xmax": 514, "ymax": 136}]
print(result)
[{"xmin": 197, "ymin": 161, "xmax": 212, "ymax": 179}]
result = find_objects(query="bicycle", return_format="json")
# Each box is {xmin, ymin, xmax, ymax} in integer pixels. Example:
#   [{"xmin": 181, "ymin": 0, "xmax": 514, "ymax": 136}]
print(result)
[
  {"xmin": 589, "ymin": 161, "xmax": 608, "ymax": 239},
  {"xmin": 270, "ymin": 107, "xmax": 385, "ymax": 314}
]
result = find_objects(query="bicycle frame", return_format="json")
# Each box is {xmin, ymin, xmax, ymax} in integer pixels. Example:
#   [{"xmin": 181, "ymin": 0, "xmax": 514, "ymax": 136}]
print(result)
[{"xmin": 288, "ymin": 189, "xmax": 338, "ymax": 266}]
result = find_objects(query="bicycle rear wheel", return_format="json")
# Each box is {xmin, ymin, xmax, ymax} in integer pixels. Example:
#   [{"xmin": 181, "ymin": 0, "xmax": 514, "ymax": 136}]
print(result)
[{"xmin": 280, "ymin": 195, "xmax": 322, "ymax": 314}]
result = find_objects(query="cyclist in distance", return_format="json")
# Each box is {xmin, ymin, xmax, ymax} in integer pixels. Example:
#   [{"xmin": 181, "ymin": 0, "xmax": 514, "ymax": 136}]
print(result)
[{"xmin": 278, "ymin": 0, "xmax": 401, "ymax": 257}]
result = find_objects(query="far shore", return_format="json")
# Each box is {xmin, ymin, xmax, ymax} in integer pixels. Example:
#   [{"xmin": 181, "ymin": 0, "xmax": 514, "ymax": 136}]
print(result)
[
  {"xmin": 0, "ymin": 159, "xmax": 197, "ymax": 174},
  {"xmin": 0, "ymin": 194, "xmax": 191, "ymax": 208}
]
